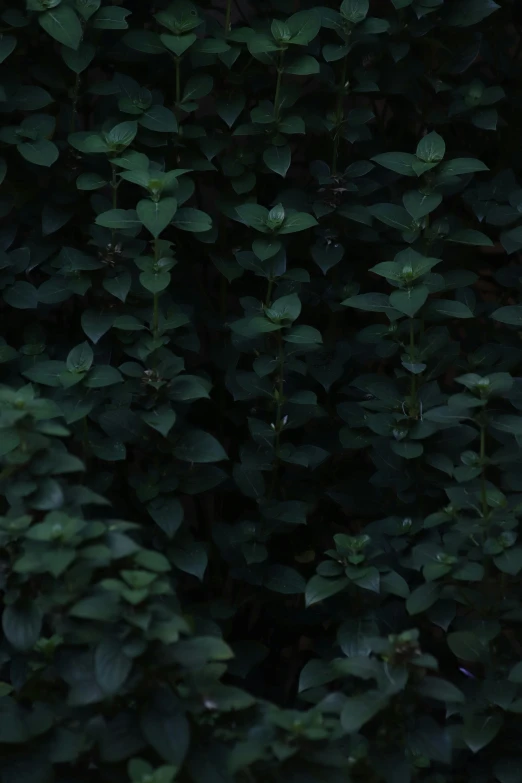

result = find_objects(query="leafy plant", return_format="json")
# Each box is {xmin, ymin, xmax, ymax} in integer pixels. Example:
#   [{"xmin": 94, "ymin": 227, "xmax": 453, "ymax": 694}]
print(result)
[{"xmin": 2, "ymin": 0, "xmax": 522, "ymax": 781}]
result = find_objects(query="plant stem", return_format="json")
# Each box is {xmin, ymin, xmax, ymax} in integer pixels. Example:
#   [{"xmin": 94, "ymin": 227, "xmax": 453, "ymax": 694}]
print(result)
[
  {"xmin": 153, "ymin": 237, "xmax": 160, "ymax": 340},
  {"xmin": 409, "ymin": 318, "xmax": 417, "ymax": 406},
  {"xmin": 175, "ymin": 57, "xmax": 181, "ymax": 105},
  {"xmin": 224, "ymin": 0, "xmax": 232, "ymax": 32},
  {"xmin": 269, "ymin": 330, "xmax": 285, "ymax": 499},
  {"xmin": 274, "ymin": 49, "xmax": 286, "ymax": 120},
  {"xmin": 265, "ymin": 278, "xmax": 274, "ymax": 307},
  {"xmin": 110, "ymin": 163, "xmax": 118, "ymax": 210},
  {"xmin": 480, "ymin": 424, "xmax": 488, "ymax": 519},
  {"xmin": 82, "ymin": 415, "xmax": 90, "ymax": 461},
  {"xmin": 70, "ymin": 74, "xmax": 81, "ymax": 133},
  {"xmin": 332, "ymin": 55, "xmax": 348, "ymax": 175},
  {"xmin": 110, "ymin": 163, "xmax": 118, "ymax": 245}
]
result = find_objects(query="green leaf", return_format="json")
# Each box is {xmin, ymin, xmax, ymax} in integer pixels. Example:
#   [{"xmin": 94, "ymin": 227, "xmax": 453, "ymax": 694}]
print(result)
[
  {"xmin": 0, "ymin": 35, "xmax": 17, "ymax": 64},
  {"xmin": 2, "ymin": 605, "xmax": 42, "ymax": 651},
  {"xmin": 194, "ymin": 38, "xmax": 230, "ymax": 54},
  {"xmin": 140, "ymin": 270, "xmax": 170, "ymax": 294},
  {"xmin": 171, "ymin": 539, "xmax": 207, "ymax": 580},
  {"xmin": 84, "ymin": 366, "xmax": 123, "ymax": 388},
  {"xmin": 284, "ymin": 325, "xmax": 322, "ymax": 344},
  {"xmin": 287, "ymin": 10, "xmax": 321, "ymax": 44},
  {"xmin": 139, "ymin": 105, "xmax": 178, "ymax": 133},
  {"xmin": 159, "ymin": 32, "xmax": 196, "ymax": 56},
  {"xmin": 426, "ymin": 300, "xmax": 474, "ymax": 319},
  {"xmin": 76, "ymin": 172, "xmax": 107, "ymax": 190},
  {"xmin": 284, "ymin": 55, "xmax": 320, "ymax": 75},
  {"xmin": 148, "ymin": 496, "xmax": 184, "ymax": 538},
  {"xmin": 438, "ymin": 158, "xmax": 489, "ymax": 177},
  {"xmin": 305, "ymin": 575, "xmax": 349, "ymax": 607},
  {"xmin": 81, "ymin": 310, "xmax": 114, "ymax": 343},
  {"xmin": 39, "ymin": 6, "xmax": 83, "ymax": 49},
  {"xmin": 61, "ymin": 41, "xmax": 96, "ymax": 73},
  {"xmin": 169, "ymin": 375, "xmax": 211, "ymax": 401},
  {"xmin": 416, "ymin": 131, "xmax": 445, "ymax": 163},
  {"xmin": 416, "ymin": 677, "xmax": 465, "ymax": 703},
  {"xmin": 92, "ymin": 6, "xmax": 131, "ymax": 29},
  {"xmin": 95, "ymin": 639, "xmax": 132, "ymax": 694},
  {"xmin": 137, "ymin": 198, "xmax": 178, "ymax": 238},
  {"xmin": 252, "ymin": 238, "xmax": 281, "ymax": 261},
  {"xmin": 341, "ymin": 691, "xmax": 388, "ymax": 733},
  {"xmin": 342, "ymin": 293, "xmax": 398, "ymax": 316},
  {"xmin": 447, "ymin": 229, "xmax": 493, "ymax": 246},
  {"xmin": 447, "ymin": 631, "xmax": 485, "ymax": 662},
  {"xmin": 267, "ymin": 293, "xmax": 301, "ymax": 322},
  {"xmin": 103, "ymin": 271, "xmax": 131, "ymax": 302},
  {"xmin": 501, "ymin": 225, "xmax": 522, "ymax": 254},
  {"xmin": 141, "ymin": 710, "xmax": 190, "ymax": 766},
  {"xmin": 403, "ymin": 190, "xmax": 442, "ymax": 220},
  {"xmin": 340, "ymin": 0, "xmax": 369, "ymax": 24},
  {"xmin": 264, "ymin": 565, "xmax": 305, "ymax": 595},
  {"xmin": 389, "ymin": 286, "xmax": 428, "ymax": 317},
  {"xmin": 371, "ymin": 152, "xmax": 417, "ymax": 176},
  {"xmin": 75, "ymin": 0, "xmax": 101, "ymax": 21},
  {"xmin": 216, "ymin": 95, "xmax": 246, "ymax": 128},
  {"xmin": 182, "ymin": 74, "xmax": 213, "ymax": 103},
  {"xmin": 508, "ymin": 662, "xmax": 522, "ymax": 683},
  {"xmin": 125, "ymin": 30, "xmax": 165, "ymax": 54},
  {"xmin": 3, "ymin": 282, "xmax": 38, "ymax": 309},
  {"xmin": 494, "ymin": 547, "xmax": 522, "ymax": 575},
  {"xmin": 263, "ymin": 145, "xmax": 291, "ymax": 178},
  {"xmin": 279, "ymin": 212, "xmax": 318, "ymax": 234},
  {"xmin": 406, "ymin": 582, "xmax": 440, "ymax": 614},
  {"xmin": 369, "ymin": 204, "xmax": 414, "ymax": 232},
  {"xmin": 142, "ymin": 406, "xmax": 176, "ymax": 437},
  {"xmin": 66, "ymin": 341, "xmax": 93, "ymax": 372},
  {"xmin": 233, "ymin": 463, "xmax": 265, "ymax": 499},
  {"xmin": 0, "ymin": 431, "xmax": 20, "ymax": 457},
  {"xmin": 236, "ymin": 203, "xmax": 270, "ymax": 231},
  {"xmin": 18, "ymin": 139, "xmax": 59, "ymax": 167},
  {"xmin": 173, "ymin": 430, "xmax": 228, "ymax": 463},
  {"xmin": 173, "ymin": 208, "xmax": 212, "ymax": 232},
  {"xmin": 463, "ymin": 715, "xmax": 503, "ymax": 753},
  {"xmin": 322, "ymin": 42, "xmax": 350, "ymax": 62},
  {"xmin": 447, "ymin": 0, "xmax": 500, "ymax": 27},
  {"xmin": 493, "ymin": 759, "xmax": 522, "ymax": 783},
  {"xmin": 298, "ymin": 660, "xmax": 337, "ymax": 692},
  {"xmin": 22, "ymin": 361, "xmax": 65, "ymax": 386},
  {"xmin": 491, "ymin": 306, "xmax": 522, "ymax": 326},
  {"xmin": 95, "ymin": 209, "xmax": 141, "ymax": 230}
]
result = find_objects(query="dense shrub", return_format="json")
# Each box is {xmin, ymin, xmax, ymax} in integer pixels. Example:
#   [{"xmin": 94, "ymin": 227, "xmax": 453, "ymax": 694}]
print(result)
[{"xmin": 3, "ymin": 0, "xmax": 522, "ymax": 781}]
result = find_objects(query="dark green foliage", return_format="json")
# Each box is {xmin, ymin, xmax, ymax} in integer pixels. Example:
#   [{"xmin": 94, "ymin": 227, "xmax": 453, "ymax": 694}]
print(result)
[{"xmin": 2, "ymin": 0, "xmax": 522, "ymax": 781}]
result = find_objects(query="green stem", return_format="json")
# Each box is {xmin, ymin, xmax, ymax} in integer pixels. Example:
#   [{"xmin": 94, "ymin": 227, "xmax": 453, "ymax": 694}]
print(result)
[
  {"xmin": 82, "ymin": 415, "xmax": 90, "ymax": 462},
  {"xmin": 274, "ymin": 49, "xmax": 286, "ymax": 120},
  {"xmin": 70, "ymin": 74, "xmax": 81, "ymax": 133},
  {"xmin": 332, "ymin": 55, "xmax": 348, "ymax": 175},
  {"xmin": 409, "ymin": 318, "xmax": 417, "ymax": 406},
  {"xmin": 153, "ymin": 237, "xmax": 160, "ymax": 340},
  {"xmin": 110, "ymin": 163, "xmax": 118, "ymax": 210},
  {"xmin": 224, "ymin": 0, "xmax": 232, "ymax": 32},
  {"xmin": 265, "ymin": 278, "xmax": 274, "ymax": 307},
  {"xmin": 269, "ymin": 331, "xmax": 285, "ymax": 499},
  {"xmin": 480, "ymin": 424, "xmax": 488, "ymax": 519},
  {"xmin": 110, "ymin": 163, "xmax": 118, "ymax": 245},
  {"xmin": 175, "ymin": 57, "xmax": 181, "ymax": 104}
]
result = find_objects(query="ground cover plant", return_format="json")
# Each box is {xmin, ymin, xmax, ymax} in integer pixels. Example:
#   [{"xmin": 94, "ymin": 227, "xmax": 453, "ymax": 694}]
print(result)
[{"xmin": 2, "ymin": 0, "xmax": 522, "ymax": 781}]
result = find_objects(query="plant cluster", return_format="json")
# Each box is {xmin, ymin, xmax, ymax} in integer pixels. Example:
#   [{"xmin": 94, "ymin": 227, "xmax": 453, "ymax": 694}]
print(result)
[{"xmin": 2, "ymin": 0, "xmax": 522, "ymax": 781}]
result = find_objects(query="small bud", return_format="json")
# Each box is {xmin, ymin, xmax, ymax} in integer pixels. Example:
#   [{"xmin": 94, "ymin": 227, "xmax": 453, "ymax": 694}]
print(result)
[{"xmin": 266, "ymin": 203, "xmax": 285, "ymax": 229}]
